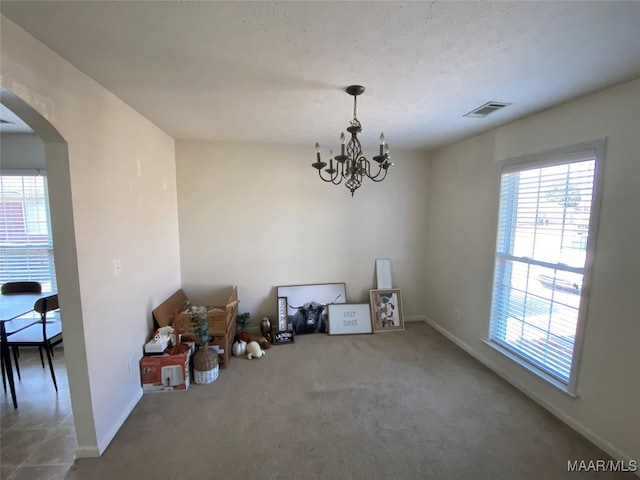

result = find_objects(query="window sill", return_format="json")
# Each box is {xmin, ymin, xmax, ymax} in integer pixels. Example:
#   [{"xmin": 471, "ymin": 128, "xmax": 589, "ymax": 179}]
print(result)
[{"xmin": 481, "ymin": 338, "xmax": 579, "ymax": 399}]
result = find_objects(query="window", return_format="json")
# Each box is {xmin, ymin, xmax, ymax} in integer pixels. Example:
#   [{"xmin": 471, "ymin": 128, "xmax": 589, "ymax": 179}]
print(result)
[
  {"xmin": 0, "ymin": 172, "xmax": 57, "ymax": 292},
  {"xmin": 489, "ymin": 140, "xmax": 604, "ymax": 393}
]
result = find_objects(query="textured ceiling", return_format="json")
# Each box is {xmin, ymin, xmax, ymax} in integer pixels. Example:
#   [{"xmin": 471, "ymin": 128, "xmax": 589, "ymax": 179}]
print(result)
[
  {"xmin": 1, "ymin": 1, "xmax": 639, "ymax": 151},
  {"xmin": 0, "ymin": 103, "xmax": 31, "ymax": 133}
]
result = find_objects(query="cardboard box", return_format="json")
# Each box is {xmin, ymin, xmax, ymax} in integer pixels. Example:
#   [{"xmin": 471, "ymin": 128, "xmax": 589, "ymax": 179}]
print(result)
[
  {"xmin": 153, "ymin": 286, "xmax": 239, "ymax": 369},
  {"xmin": 173, "ymin": 286, "xmax": 239, "ymax": 336},
  {"xmin": 152, "ymin": 290, "xmax": 189, "ymax": 328},
  {"xmin": 152, "ymin": 286, "xmax": 239, "ymax": 336},
  {"xmin": 209, "ymin": 332, "xmax": 232, "ymax": 369},
  {"xmin": 140, "ymin": 348, "xmax": 191, "ymax": 393}
]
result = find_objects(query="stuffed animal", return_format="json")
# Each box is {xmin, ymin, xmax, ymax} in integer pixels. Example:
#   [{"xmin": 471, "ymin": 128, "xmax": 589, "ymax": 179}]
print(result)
[{"xmin": 246, "ymin": 341, "xmax": 266, "ymax": 359}]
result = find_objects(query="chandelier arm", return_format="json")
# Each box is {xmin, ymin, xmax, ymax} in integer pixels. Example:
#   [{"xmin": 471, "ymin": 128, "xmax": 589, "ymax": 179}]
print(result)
[
  {"xmin": 330, "ymin": 161, "xmax": 347, "ymax": 184},
  {"xmin": 359, "ymin": 156, "xmax": 390, "ymax": 182},
  {"xmin": 355, "ymin": 157, "xmax": 368, "ymax": 178},
  {"xmin": 317, "ymin": 169, "xmax": 341, "ymax": 184},
  {"xmin": 321, "ymin": 160, "xmax": 348, "ymax": 184},
  {"xmin": 359, "ymin": 156, "xmax": 375, "ymax": 177},
  {"xmin": 368, "ymin": 168, "xmax": 389, "ymax": 183},
  {"xmin": 368, "ymin": 161, "xmax": 390, "ymax": 182},
  {"xmin": 367, "ymin": 164, "xmax": 389, "ymax": 182}
]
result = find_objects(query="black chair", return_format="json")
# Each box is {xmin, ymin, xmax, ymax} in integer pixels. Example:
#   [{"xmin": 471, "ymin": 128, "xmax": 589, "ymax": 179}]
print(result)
[
  {"xmin": 1, "ymin": 281, "xmax": 43, "ymax": 392},
  {"xmin": 1, "ymin": 281, "xmax": 42, "ymax": 295},
  {"xmin": 6, "ymin": 294, "xmax": 63, "ymax": 391}
]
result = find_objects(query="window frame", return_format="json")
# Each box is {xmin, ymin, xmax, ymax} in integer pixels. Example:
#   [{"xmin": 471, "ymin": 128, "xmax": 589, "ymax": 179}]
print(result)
[{"xmin": 487, "ymin": 139, "xmax": 606, "ymax": 396}]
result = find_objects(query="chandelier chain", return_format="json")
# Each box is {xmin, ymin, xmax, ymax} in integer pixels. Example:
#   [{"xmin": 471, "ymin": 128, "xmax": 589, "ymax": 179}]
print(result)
[{"xmin": 351, "ymin": 95, "xmax": 361, "ymax": 129}]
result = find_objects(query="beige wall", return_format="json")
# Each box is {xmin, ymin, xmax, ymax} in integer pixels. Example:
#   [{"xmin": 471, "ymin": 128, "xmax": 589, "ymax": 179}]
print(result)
[
  {"xmin": 1, "ymin": 16, "xmax": 182, "ymax": 456},
  {"xmin": 425, "ymin": 78, "xmax": 640, "ymax": 462},
  {"xmin": 3, "ymin": 10, "xmax": 637, "ymax": 464},
  {"xmin": 0, "ymin": 133, "xmax": 45, "ymax": 170},
  {"xmin": 175, "ymin": 141, "xmax": 430, "ymax": 320}
]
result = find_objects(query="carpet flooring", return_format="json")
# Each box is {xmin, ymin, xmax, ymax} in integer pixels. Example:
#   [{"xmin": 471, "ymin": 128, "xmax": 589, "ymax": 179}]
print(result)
[{"xmin": 65, "ymin": 322, "xmax": 633, "ymax": 480}]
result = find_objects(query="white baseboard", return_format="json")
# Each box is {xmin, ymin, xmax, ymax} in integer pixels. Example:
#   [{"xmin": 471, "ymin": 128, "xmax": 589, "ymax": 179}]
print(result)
[
  {"xmin": 425, "ymin": 316, "xmax": 638, "ymax": 474},
  {"xmin": 75, "ymin": 445, "xmax": 100, "ymax": 459},
  {"xmin": 76, "ymin": 388, "xmax": 143, "ymax": 458},
  {"xmin": 247, "ymin": 316, "xmax": 429, "ymax": 332},
  {"xmin": 405, "ymin": 315, "xmax": 428, "ymax": 323}
]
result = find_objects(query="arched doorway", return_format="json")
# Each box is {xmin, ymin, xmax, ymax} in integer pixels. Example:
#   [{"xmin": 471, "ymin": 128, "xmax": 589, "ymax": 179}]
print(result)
[{"xmin": 1, "ymin": 87, "xmax": 96, "ymax": 460}]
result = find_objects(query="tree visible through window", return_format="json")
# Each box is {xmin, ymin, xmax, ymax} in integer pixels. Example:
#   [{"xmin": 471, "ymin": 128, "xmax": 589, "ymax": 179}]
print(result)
[
  {"xmin": 489, "ymin": 141, "xmax": 604, "ymax": 391},
  {"xmin": 0, "ymin": 173, "xmax": 57, "ymax": 292}
]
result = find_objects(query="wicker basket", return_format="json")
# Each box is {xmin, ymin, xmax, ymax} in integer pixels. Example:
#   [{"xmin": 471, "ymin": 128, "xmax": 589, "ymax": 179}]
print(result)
[{"xmin": 193, "ymin": 345, "xmax": 219, "ymax": 384}]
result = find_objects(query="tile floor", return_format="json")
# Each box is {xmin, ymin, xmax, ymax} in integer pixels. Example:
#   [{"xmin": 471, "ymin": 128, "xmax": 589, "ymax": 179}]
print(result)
[{"xmin": 1, "ymin": 346, "xmax": 75, "ymax": 480}]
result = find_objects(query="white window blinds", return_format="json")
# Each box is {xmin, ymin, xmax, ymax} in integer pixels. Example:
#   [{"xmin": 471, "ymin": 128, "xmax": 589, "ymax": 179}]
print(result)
[
  {"xmin": 489, "ymin": 142, "xmax": 603, "ymax": 388},
  {"xmin": 0, "ymin": 173, "xmax": 57, "ymax": 292}
]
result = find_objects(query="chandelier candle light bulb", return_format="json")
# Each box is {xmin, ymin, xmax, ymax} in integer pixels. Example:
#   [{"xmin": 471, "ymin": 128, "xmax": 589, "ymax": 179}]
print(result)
[{"xmin": 312, "ymin": 85, "xmax": 393, "ymax": 196}]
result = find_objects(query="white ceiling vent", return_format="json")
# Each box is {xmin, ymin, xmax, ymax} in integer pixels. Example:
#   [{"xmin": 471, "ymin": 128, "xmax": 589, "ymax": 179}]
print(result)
[{"xmin": 464, "ymin": 101, "xmax": 512, "ymax": 118}]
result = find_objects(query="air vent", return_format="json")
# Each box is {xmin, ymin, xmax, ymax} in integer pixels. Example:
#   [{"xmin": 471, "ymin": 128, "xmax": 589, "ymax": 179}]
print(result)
[{"xmin": 464, "ymin": 101, "xmax": 512, "ymax": 118}]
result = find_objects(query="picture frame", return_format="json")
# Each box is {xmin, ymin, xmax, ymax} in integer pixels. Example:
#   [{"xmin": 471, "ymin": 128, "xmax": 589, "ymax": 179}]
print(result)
[
  {"xmin": 328, "ymin": 304, "xmax": 372, "ymax": 335},
  {"xmin": 277, "ymin": 296, "xmax": 288, "ymax": 331},
  {"xmin": 369, "ymin": 289, "xmax": 404, "ymax": 332},
  {"xmin": 276, "ymin": 283, "xmax": 346, "ymax": 334},
  {"xmin": 375, "ymin": 258, "xmax": 392, "ymax": 289}
]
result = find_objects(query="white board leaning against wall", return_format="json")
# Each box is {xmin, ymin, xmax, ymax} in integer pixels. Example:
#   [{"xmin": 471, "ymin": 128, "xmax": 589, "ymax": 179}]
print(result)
[{"xmin": 375, "ymin": 258, "xmax": 392, "ymax": 289}]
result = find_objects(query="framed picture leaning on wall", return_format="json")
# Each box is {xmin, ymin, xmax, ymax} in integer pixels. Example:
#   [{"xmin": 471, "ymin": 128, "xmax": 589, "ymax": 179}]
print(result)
[
  {"xmin": 369, "ymin": 289, "xmax": 404, "ymax": 332},
  {"xmin": 328, "ymin": 304, "xmax": 372, "ymax": 335},
  {"xmin": 277, "ymin": 283, "xmax": 346, "ymax": 334}
]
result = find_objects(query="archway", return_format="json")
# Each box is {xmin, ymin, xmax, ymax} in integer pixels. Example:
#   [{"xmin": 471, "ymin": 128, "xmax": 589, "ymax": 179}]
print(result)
[{"xmin": 1, "ymin": 87, "xmax": 97, "ymax": 457}]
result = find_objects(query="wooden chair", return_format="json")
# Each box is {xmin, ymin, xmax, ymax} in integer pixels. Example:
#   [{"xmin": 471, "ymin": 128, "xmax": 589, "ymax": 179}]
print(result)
[{"xmin": 6, "ymin": 294, "xmax": 63, "ymax": 391}]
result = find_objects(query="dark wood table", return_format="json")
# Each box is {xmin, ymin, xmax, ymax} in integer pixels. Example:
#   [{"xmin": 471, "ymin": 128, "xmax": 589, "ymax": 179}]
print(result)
[{"xmin": 1, "ymin": 292, "xmax": 46, "ymax": 408}]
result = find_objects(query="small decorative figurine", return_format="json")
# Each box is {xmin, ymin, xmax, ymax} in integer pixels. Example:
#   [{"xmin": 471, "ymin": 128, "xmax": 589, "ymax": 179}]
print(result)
[
  {"xmin": 260, "ymin": 316, "xmax": 272, "ymax": 339},
  {"xmin": 257, "ymin": 336, "xmax": 271, "ymax": 350},
  {"xmin": 232, "ymin": 339, "xmax": 247, "ymax": 357}
]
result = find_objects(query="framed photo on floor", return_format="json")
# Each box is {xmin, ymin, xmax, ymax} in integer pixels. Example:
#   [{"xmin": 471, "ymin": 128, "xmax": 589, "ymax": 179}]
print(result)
[
  {"xmin": 277, "ymin": 283, "xmax": 346, "ymax": 334},
  {"xmin": 369, "ymin": 289, "xmax": 404, "ymax": 332}
]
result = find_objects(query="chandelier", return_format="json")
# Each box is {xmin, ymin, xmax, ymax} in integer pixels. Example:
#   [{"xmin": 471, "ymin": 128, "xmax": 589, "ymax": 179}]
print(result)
[{"xmin": 312, "ymin": 85, "xmax": 393, "ymax": 196}]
